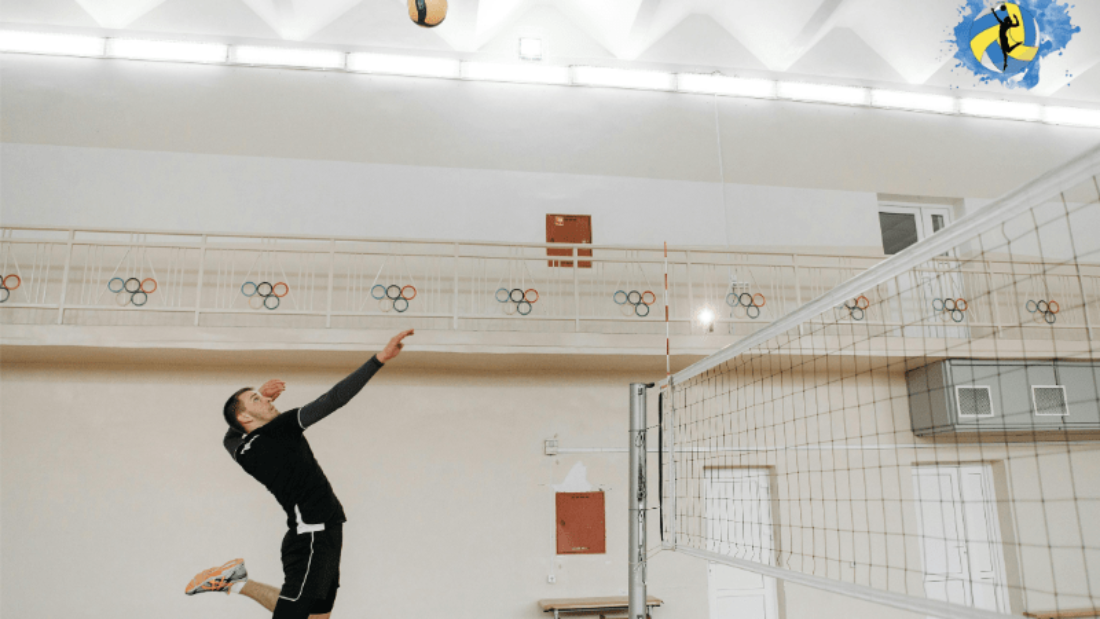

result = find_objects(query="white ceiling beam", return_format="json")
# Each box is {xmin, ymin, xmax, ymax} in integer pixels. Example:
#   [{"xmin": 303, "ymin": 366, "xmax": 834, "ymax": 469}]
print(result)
[{"xmin": 771, "ymin": 0, "xmax": 848, "ymax": 71}]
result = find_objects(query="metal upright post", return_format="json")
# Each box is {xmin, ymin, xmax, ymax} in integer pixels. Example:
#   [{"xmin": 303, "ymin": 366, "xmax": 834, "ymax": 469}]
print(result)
[{"xmin": 628, "ymin": 383, "xmax": 648, "ymax": 619}]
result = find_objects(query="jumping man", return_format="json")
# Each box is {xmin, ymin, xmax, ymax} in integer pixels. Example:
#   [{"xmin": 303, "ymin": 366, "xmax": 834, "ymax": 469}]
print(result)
[
  {"xmin": 992, "ymin": 4, "xmax": 1022, "ymax": 72},
  {"xmin": 185, "ymin": 329, "xmax": 414, "ymax": 619}
]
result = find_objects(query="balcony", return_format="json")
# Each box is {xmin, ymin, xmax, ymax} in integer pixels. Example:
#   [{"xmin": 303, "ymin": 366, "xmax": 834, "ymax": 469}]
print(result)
[{"xmin": 0, "ymin": 225, "xmax": 1096, "ymax": 366}]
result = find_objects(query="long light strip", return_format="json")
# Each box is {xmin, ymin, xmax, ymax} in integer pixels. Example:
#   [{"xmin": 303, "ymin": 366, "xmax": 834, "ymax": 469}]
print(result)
[
  {"xmin": 777, "ymin": 81, "xmax": 870, "ymax": 106},
  {"xmin": 2, "ymin": 29, "xmax": 1098, "ymax": 129},
  {"xmin": 461, "ymin": 61, "xmax": 569, "ymax": 85},
  {"xmin": 232, "ymin": 45, "xmax": 345, "ymax": 69},
  {"xmin": 0, "ymin": 30, "xmax": 105, "ymax": 57},
  {"xmin": 870, "ymin": 89, "xmax": 958, "ymax": 114},
  {"xmin": 107, "ymin": 38, "xmax": 228, "ymax": 63},
  {"xmin": 678, "ymin": 73, "xmax": 776, "ymax": 99},
  {"xmin": 348, "ymin": 52, "xmax": 459, "ymax": 78},
  {"xmin": 572, "ymin": 66, "xmax": 675, "ymax": 91}
]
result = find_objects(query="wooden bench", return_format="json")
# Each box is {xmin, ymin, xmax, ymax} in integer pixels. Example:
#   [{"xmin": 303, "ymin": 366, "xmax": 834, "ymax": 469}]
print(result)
[
  {"xmin": 538, "ymin": 596, "xmax": 663, "ymax": 618},
  {"xmin": 1023, "ymin": 610, "xmax": 1100, "ymax": 619}
]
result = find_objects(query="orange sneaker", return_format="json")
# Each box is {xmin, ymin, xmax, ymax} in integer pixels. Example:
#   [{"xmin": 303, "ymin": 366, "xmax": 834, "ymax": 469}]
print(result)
[{"xmin": 185, "ymin": 558, "xmax": 247, "ymax": 595}]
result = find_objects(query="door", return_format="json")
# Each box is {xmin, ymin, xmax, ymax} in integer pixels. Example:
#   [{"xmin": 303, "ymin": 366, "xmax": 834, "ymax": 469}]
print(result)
[
  {"xmin": 705, "ymin": 468, "xmax": 780, "ymax": 619},
  {"xmin": 911, "ymin": 464, "xmax": 1010, "ymax": 613}
]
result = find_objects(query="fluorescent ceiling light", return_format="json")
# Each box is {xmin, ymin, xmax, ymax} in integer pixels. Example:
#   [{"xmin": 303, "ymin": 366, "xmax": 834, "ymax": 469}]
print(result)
[
  {"xmin": 870, "ymin": 89, "xmax": 957, "ymax": 114},
  {"xmin": 0, "ymin": 30, "xmax": 105, "ymax": 57},
  {"xmin": 107, "ymin": 38, "xmax": 228, "ymax": 63},
  {"xmin": 233, "ymin": 45, "xmax": 345, "ymax": 70},
  {"xmin": 462, "ymin": 61, "xmax": 568, "ymax": 85},
  {"xmin": 959, "ymin": 98, "xmax": 1042, "ymax": 121},
  {"xmin": 348, "ymin": 53, "xmax": 459, "ymax": 78},
  {"xmin": 572, "ymin": 66, "xmax": 675, "ymax": 91},
  {"xmin": 518, "ymin": 37, "xmax": 542, "ymax": 61},
  {"xmin": 678, "ymin": 73, "xmax": 776, "ymax": 99},
  {"xmin": 777, "ymin": 81, "xmax": 869, "ymax": 106},
  {"xmin": 1043, "ymin": 106, "xmax": 1100, "ymax": 128}
]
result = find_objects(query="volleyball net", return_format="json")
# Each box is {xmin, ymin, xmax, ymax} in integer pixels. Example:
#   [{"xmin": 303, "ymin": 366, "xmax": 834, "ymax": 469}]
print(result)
[{"xmin": 659, "ymin": 145, "xmax": 1100, "ymax": 619}]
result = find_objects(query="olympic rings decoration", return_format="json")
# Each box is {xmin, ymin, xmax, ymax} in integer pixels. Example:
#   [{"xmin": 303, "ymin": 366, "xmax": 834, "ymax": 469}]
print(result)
[
  {"xmin": 106, "ymin": 275, "xmax": 158, "ymax": 307},
  {"xmin": 841, "ymin": 296, "xmax": 871, "ymax": 321},
  {"xmin": 1026, "ymin": 299, "xmax": 1059, "ymax": 325},
  {"xmin": 241, "ymin": 280, "xmax": 290, "ymax": 311},
  {"xmin": 725, "ymin": 289, "xmax": 767, "ymax": 320},
  {"xmin": 931, "ymin": 297, "xmax": 970, "ymax": 322},
  {"xmin": 373, "ymin": 283, "xmax": 416, "ymax": 313},
  {"xmin": 613, "ymin": 289, "xmax": 656, "ymax": 318},
  {"xmin": 497, "ymin": 286, "xmax": 539, "ymax": 316}
]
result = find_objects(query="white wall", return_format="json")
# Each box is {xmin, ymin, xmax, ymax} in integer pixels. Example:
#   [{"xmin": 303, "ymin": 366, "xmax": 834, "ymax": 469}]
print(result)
[{"xmin": 3, "ymin": 52, "xmax": 1098, "ymax": 255}]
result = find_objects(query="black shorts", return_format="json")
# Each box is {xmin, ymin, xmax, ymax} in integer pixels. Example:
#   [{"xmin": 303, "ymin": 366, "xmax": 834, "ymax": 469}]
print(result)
[{"xmin": 277, "ymin": 523, "xmax": 342, "ymax": 614}]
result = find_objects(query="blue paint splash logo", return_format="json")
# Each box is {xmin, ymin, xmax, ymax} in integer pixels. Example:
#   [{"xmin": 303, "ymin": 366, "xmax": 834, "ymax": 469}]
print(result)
[{"xmin": 953, "ymin": 0, "xmax": 1079, "ymax": 89}]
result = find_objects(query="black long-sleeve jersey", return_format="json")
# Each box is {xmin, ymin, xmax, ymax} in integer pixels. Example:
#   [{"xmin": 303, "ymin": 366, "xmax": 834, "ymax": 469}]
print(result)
[{"xmin": 223, "ymin": 356, "xmax": 384, "ymax": 532}]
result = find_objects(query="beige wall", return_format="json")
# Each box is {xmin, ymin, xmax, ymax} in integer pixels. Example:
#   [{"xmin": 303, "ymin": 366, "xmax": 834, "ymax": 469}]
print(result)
[{"xmin": 0, "ymin": 357, "xmax": 714, "ymax": 618}]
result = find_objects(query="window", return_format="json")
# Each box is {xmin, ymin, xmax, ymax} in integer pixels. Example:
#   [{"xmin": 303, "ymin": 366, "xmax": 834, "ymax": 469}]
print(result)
[{"xmin": 878, "ymin": 204, "xmax": 952, "ymax": 255}]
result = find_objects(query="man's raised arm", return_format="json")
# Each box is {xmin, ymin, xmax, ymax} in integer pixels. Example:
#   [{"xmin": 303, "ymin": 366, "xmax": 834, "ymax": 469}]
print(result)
[{"xmin": 297, "ymin": 329, "xmax": 414, "ymax": 429}]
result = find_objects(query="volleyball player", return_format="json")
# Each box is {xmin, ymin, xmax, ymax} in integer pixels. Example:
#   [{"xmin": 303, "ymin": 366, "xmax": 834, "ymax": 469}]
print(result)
[{"xmin": 184, "ymin": 329, "xmax": 414, "ymax": 619}]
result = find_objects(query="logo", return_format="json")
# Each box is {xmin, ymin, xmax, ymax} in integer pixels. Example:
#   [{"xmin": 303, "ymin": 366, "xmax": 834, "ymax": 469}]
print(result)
[{"xmin": 952, "ymin": 0, "xmax": 1080, "ymax": 89}]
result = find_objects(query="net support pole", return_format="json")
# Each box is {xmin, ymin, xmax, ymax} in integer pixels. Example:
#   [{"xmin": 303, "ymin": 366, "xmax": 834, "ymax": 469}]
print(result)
[{"xmin": 628, "ymin": 382, "xmax": 648, "ymax": 619}]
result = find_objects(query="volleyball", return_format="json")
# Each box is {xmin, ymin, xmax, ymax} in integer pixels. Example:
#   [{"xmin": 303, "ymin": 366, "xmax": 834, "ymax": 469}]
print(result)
[
  {"xmin": 408, "ymin": 0, "xmax": 447, "ymax": 28},
  {"xmin": 967, "ymin": 2, "xmax": 1039, "ymax": 75}
]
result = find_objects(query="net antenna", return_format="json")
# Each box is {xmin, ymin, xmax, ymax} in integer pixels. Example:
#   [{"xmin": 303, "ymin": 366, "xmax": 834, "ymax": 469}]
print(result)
[{"xmin": 656, "ymin": 144, "xmax": 1100, "ymax": 619}]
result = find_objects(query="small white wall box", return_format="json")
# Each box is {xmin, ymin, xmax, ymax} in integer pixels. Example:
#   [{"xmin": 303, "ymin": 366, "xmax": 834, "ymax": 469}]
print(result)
[{"xmin": 906, "ymin": 360, "xmax": 1100, "ymax": 437}]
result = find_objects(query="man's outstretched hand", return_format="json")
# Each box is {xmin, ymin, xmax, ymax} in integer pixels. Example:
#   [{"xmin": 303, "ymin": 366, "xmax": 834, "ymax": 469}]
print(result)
[
  {"xmin": 377, "ymin": 329, "xmax": 414, "ymax": 363},
  {"xmin": 259, "ymin": 379, "xmax": 286, "ymax": 401}
]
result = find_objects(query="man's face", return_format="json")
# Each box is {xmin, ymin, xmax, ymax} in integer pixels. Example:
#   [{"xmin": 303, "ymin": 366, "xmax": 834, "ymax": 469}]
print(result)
[{"xmin": 238, "ymin": 390, "xmax": 279, "ymax": 428}]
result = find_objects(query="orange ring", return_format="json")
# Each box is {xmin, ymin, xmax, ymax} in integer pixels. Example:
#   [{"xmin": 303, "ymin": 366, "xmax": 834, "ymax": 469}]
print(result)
[
  {"xmin": 524, "ymin": 288, "xmax": 539, "ymax": 303},
  {"xmin": 3, "ymin": 274, "xmax": 21, "ymax": 290},
  {"xmin": 753, "ymin": 293, "xmax": 766, "ymax": 307},
  {"xmin": 641, "ymin": 290, "xmax": 656, "ymax": 305},
  {"xmin": 273, "ymin": 282, "xmax": 289, "ymax": 298},
  {"xmin": 1049, "ymin": 300, "xmax": 1060, "ymax": 314},
  {"xmin": 956, "ymin": 298, "xmax": 968, "ymax": 312},
  {"xmin": 140, "ymin": 278, "xmax": 158, "ymax": 294},
  {"xmin": 401, "ymin": 285, "xmax": 417, "ymax": 300},
  {"xmin": 856, "ymin": 295, "xmax": 869, "ymax": 310}
]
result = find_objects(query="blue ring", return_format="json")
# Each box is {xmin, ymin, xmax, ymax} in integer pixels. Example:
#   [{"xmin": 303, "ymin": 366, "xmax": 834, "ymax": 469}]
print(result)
[
  {"xmin": 726, "ymin": 292, "xmax": 738, "ymax": 307},
  {"xmin": 241, "ymin": 282, "xmax": 258, "ymax": 297},
  {"xmin": 372, "ymin": 284, "xmax": 387, "ymax": 300},
  {"xmin": 614, "ymin": 290, "xmax": 628, "ymax": 305},
  {"xmin": 1025, "ymin": 300, "xmax": 1038, "ymax": 313},
  {"xmin": 108, "ymin": 277, "xmax": 125, "ymax": 293},
  {"xmin": 495, "ymin": 288, "xmax": 510, "ymax": 303},
  {"xmin": 932, "ymin": 298, "xmax": 944, "ymax": 312}
]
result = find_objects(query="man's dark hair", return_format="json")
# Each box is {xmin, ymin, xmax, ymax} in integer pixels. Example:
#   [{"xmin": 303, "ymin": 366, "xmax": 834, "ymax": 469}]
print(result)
[{"xmin": 224, "ymin": 387, "xmax": 253, "ymax": 434}]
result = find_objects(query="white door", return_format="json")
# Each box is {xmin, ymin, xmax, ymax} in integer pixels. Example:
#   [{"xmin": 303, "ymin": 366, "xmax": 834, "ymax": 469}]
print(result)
[
  {"xmin": 911, "ymin": 464, "xmax": 1010, "ymax": 613},
  {"xmin": 705, "ymin": 468, "xmax": 779, "ymax": 619}
]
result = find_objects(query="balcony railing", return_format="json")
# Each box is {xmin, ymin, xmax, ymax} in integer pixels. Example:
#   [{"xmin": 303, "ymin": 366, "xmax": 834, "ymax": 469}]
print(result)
[{"xmin": 1, "ymin": 225, "xmax": 1096, "ymax": 344}]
